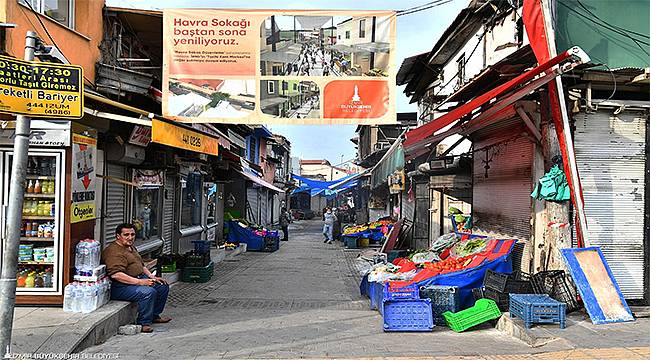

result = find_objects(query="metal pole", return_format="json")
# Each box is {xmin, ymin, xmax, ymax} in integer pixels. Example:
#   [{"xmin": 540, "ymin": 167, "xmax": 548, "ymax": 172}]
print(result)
[{"xmin": 0, "ymin": 30, "xmax": 37, "ymax": 357}]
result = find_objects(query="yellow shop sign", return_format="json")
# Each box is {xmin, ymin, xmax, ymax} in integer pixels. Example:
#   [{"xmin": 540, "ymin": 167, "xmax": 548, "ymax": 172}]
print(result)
[{"xmin": 151, "ymin": 119, "xmax": 218, "ymax": 156}]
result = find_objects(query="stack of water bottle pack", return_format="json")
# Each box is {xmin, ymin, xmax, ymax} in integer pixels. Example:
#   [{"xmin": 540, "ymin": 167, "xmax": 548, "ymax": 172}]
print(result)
[{"xmin": 63, "ymin": 239, "xmax": 111, "ymax": 313}]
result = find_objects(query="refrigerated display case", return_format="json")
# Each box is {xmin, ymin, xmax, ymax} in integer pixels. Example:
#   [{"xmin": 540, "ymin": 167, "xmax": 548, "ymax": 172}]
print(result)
[{"xmin": 1, "ymin": 149, "xmax": 65, "ymax": 297}]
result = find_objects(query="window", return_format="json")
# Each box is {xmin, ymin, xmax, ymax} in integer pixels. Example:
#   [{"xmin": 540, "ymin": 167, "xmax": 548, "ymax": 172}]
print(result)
[
  {"xmin": 359, "ymin": 19, "xmax": 366, "ymax": 38},
  {"xmin": 267, "ymin": 81, "xmax": 275, "ymax": 94},
  {"xmin": 293, "ymin": 83, "xmax": 297, "ymax": 91},
  {"xmin": 133, "ymin": 188, "xmax": 161, "ymax": 241},
  {"xmin": 345, "ymin": 30, "xmax": 350, "ymax": 39},
  {"xmin": 180, "ymin": 172, "xmax": 203, "ymax": 228},
  {"xmin": 21, "ymin": 0, "xmax": 74, "ymax": 29},
  {"xmin": 204, "ymin": 183, "xmax": 217, "ymax": 225},
  {"xmin": 247, "ymin": 136, "xmax": 258, "ymax": 163},
  {"xmin": 338, "ymin": 35, "xmax": 341, "ymax": 40}
]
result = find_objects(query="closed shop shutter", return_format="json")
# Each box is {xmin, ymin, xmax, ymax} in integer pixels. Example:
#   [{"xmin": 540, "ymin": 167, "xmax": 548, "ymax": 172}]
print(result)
[
  {"xmin": 162, "ymin": 173, "xmax": 176, "ymax": 255},
  {"xmin": 473, "ymin": 135, "xmax": 533, "ymax": 272},
  {"xmin": 260, "ymin": 188, "xmax": 268, "ymax": 225},
  {"xmin": 247, "ymin": 187, "xmax": 259, "ymax": 224},
  {"xmin": 103, "ymin": 163, "xmax": 128, "ymax": 245},
  {"xmin": 574, "ymin": 109, "xmax": 646, "ymax": 299},
  {"xmin": 413, "ymin": 180, "xmax": 430, "ymax": 249}
]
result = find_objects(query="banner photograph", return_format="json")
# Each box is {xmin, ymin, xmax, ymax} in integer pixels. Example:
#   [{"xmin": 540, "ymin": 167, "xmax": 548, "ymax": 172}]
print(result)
[{"xmin": 162, "ymin": 9, "xmax": 396, "ymax": 125}]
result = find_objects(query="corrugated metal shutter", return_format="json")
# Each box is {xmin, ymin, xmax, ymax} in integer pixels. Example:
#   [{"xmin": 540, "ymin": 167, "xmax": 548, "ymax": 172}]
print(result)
[
  {"xmin": 162, "ymin": 173, "xmax": 175, "ymax": 255},
  {"xmin": 260, "ymin": 188, "xmax": 268, "ymax": 225},
  {"xmin": 574, "ymin": 109, "xmax": 646, "ymax": 299},
  {"xmin": 413, "ymin": 180, "xmax": 430, "ymax": 249},
  {"xmin": 247, "ymin": 187, "xmax": 259, "ymax": 224},
  {"xmin": 103, "ymin": 163, "xmax": 127, "ymax": 245},
  {"xmin": 473, "ymin": 135, "xmax": 533, "ymax": 272}
]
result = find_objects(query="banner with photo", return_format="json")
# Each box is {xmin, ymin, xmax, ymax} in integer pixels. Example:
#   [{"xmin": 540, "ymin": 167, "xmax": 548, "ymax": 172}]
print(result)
[{"xmin": 162, "ymin": 9, "xmax": 396, "ymax": 125}]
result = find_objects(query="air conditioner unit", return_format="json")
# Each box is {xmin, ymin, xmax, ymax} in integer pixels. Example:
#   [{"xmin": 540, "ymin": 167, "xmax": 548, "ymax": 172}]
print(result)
[
  {"xmin": 105, "ymin": 143, "xmax": 146, "ymax": 165},
  {"xmin": 424, "ymin": 155, "xmax": 471, "ymax": 175}
]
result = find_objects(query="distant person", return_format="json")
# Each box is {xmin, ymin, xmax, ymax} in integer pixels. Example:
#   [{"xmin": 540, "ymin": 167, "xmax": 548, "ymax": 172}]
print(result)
[
  {"xmin": 280, "ymin": 207, "xmax": 291, "ymax": 241},
  {"xmin": 323, "ymin": 64, "xmax": 330, "ymax": 76},
  {"xmin": 323, "ymin": 207, "xmax": 336, "ymax": 244},
  {"xmin": 102, "ymin": 223, "xmax": 171, "ymax": 333}
]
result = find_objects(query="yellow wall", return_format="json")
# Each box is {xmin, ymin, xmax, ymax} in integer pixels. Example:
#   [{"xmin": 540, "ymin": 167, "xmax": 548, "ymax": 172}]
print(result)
[{"xmin": 2, "ymin": 0, "xmax": 104, "ymax": 81}]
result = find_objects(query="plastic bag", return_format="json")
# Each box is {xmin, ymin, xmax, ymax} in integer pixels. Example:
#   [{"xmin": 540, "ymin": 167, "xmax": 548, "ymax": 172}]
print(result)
[
  {"xmin": 411, "ymin": 251, "xmax": 441, "ymax": 264},
  {"xmin": 430, "ymin": 233, "xmax": 460, "ymax": 253},
  {"xmin": 354, "ymin": 258, "xmax": 375, "ymax": 276},
  {"xmin": 450, "ymin": 238, "xmax": 488, "ymax": 257}
]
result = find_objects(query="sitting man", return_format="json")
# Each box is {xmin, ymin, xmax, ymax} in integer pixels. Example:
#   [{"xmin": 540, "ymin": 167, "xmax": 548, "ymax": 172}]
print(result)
[{"xmin": 102, "ymin": 223, "xmax": 171, "ymax": 333}]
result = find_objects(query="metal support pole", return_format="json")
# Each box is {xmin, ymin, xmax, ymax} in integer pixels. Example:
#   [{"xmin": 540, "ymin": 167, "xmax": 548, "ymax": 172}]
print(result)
[{"xmin": 0, "ymin": 30, "xmax": 37, "ymax": 357}]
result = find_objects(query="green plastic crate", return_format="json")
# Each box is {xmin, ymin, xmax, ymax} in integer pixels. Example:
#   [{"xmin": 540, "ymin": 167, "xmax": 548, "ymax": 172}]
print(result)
[
  {"xmin": 442, "ymin": 298, "xmax": 502, "ymax": 332},
  {"xmin": 181, "ymin": 261, "xmax": 214, "ymax": 283},
  {"xmin": 161, "ymin": 261, "xmax": 176, "ymax": 273}
]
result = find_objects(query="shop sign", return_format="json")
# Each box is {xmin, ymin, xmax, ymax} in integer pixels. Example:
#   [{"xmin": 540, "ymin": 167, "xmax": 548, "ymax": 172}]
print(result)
[
  {"xmin": 0, "ymin": 55, "xmax": 83, "ymax": 118},
  {"xmin": 0, "ymin": 126, "xmax": 69, "ymax": 147},
  {"xmin": 128, "ymin": 125, "xmax": 152, "ymax": 146},
  {"xmin": 133, "ymin": 169, "xmax": 164, "ymax": 188},
  {"xmin": 71, "ymin": 131, "xmax": 97, "ymax": 223},
  {"xmin": 388, "ymin": 170, "xmax": 405, "ymax": 194},
  {"xmin": 151, "ymin": 119, "xmax": 218, "ymax": 155},
  {"xmin": 162, "ymin": 9, "xmax": 396, "ymax": 125}
]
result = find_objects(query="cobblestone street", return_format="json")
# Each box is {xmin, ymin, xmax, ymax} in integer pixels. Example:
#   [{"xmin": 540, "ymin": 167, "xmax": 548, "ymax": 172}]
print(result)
[{"xmin": 82, "ymin": 221, "xmax": 650, "ymax": 359}]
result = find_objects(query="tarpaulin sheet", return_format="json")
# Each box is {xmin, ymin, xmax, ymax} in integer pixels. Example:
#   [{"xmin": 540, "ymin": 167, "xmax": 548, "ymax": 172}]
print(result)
[
  {"xmin": 292, "ymin": 173, "xmax": 359, "ymax": 197},
  {"xmin": 226, "ymin": 221, "xmax": 264, "ymax": 251},
  {"xmin": 415, "ymin": 240, "xmax": 516, "ymax": 309}
]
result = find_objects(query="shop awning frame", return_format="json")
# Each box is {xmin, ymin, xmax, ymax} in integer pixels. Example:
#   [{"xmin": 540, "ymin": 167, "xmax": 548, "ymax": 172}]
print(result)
[
  {"xmin": 403, "ymin": 46, "xmax": 591, "ymax": 154},
  {"xmin": 236, "ymin": 169, "xmax": 285, "ymax": 193}
]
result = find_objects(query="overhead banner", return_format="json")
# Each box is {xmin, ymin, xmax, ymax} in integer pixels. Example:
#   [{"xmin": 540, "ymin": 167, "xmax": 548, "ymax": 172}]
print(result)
[
  {"xmin": 151, "ymin": 119, "xmax": 219, "ymax": 155},
  {"xmin": 162, "ymin": 9, "xmax": 396, "ymax": 125},
  {"xmin": 0, "ymin": 55, "xmax": 83, "ymax": 118}
]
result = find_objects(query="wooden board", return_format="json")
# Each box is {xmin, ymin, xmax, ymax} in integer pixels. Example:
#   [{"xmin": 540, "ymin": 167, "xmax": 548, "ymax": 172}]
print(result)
[
  {"xmin": 380, "ymin": 219, "xmax": 402, "ymax": 254},
  {"xmin": 561, "ymin": 247, "xmax": 634, "ymax": 324}
]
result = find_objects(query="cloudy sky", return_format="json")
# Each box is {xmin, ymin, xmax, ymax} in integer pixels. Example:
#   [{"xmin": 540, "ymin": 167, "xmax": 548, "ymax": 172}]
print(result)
[{"xmin": 109, "ymin": 0, "xmax": 467, "ymax": 165}]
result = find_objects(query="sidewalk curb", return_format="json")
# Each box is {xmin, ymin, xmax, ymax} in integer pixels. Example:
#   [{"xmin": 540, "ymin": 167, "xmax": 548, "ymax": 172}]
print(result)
[
  {"xmin": 33, "ymin": 301, "xmax": 136, "ymax": 355},
  {"xmin": 496, "ymin": 312, "xmax": 558, "ymax": 348}
]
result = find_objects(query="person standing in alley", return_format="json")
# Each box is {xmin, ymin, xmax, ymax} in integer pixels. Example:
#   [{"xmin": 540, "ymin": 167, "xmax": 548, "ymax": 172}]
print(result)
[
  {"xmin": 323, "ymin": 207, "xmax": 336, "ymax": 244},
  {"xmin": 102, "ymin": 223, "xmax": 171, "ymax": 333},
  {"xmin": 280, "ymin": 207, "xmax": 291, "ymax": 241}
]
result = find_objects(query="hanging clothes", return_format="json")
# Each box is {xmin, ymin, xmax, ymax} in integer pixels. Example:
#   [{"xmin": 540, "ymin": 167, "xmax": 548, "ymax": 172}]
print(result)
[{"xmin": 531, "ymin": 164, "xmax": 571, "ymax": 201}]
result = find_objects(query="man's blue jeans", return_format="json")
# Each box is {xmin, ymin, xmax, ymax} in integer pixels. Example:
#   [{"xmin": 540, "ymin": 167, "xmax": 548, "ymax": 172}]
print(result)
[{"xmin": 111, "ymin": 274, "xmax": 169, "ymax": 326}]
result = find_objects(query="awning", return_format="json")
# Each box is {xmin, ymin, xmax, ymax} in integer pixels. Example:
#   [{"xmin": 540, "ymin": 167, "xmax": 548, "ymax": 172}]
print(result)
[
  {"xmin": 327, "ymin": 44, "xmax": 354, "ymax": 52},
  {"xmin": 353, "ymin": 42, "xmax": 390, "ymax": 53},
  {"xmin": 328, "ymin": 169, "xmax": 370, "ymax": 190},
  {"xmin": 260, "ymin": 50, "xmax": 300, "ymax": 64},
  {"xmin": 84, "ymin": 107, "xmax": 153, "ymax": 126},
  {"xmin": 403, "ymin": 46, "xmax": 591, "ymax": 155},
  {"xmin": 236, "ymin": 169, "xmax": 285, "ymax": 193}
]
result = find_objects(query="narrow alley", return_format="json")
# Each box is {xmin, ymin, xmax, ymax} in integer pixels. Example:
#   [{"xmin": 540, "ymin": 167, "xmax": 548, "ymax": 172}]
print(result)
[{"xmin": 81, "ymin": 221, "xmax": 571, "ymax": 360}]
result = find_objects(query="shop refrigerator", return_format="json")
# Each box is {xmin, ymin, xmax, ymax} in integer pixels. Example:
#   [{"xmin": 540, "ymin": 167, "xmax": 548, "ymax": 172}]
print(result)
[{"xmin": 0, "ymin": 149, "xmax": 65, "ymax": 299}]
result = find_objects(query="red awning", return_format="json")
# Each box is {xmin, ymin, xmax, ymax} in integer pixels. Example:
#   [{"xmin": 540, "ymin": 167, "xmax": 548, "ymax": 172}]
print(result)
[{"xmin": 403, "ymin": 47, "xmax": 588, "ymax": 154}]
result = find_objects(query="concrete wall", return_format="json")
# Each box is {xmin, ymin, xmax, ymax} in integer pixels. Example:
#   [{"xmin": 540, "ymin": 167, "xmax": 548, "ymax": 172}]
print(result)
[{"xmin": 3, "ymin": 0, "xmax": 104, "ymax": 81}]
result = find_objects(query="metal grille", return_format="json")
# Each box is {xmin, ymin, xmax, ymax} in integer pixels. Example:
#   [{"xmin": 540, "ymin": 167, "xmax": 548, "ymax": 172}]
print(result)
[
  {"xmin": 162, "ymin": 173, "xmax": 175, "ymax": 255},
  {"xmin": 103, "ymin": 163, "xmax": 127, "ymax": 246},
  {"xmin": 573, "ymin": 109, "xmax": 646, "ymax": 299}
]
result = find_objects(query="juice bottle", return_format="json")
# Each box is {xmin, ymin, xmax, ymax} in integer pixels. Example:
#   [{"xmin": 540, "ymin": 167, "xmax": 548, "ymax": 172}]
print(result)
[
  {"xmin": 16, "ymin": 271, "xmax": 26, "ymax": 287},
  {"xmin": 26, "ymin": 180, "xmax": 34, "ymax": 193},
  {"xmin": 31, "ymin": 222, "xmax": 38, "ymax": 237},
  {"xmin": 25, "ymin": 222, "xmax": 32, "ymax": 237},
  {"xmin": 25, "ymin": 272, "xmax": 35, "ymax": 288},
  {"xmin": 30, "ymin": 201, "xmax": 38, "ymax": 215},
  {"xmin": 34, "ymin": 180, "xmax": 41, "ymax": 194},
  {"xmin": 43, "ymin": 269, "xmax": 52, "ymax": 287},
  {"xmin": 34, "ymin": 272, "xmax": 44, "ymax": 288}
]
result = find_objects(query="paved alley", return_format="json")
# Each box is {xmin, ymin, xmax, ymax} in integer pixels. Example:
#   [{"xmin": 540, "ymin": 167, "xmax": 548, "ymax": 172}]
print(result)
[{"xmin": 82, "ymin": 221, "xmax": 650, "ymax": 359}]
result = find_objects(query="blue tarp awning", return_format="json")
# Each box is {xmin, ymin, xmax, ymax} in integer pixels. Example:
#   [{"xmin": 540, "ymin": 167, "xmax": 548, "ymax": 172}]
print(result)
[{"xmin": 291, "ymin": 173, "xmax": 358, "ymax": 198}]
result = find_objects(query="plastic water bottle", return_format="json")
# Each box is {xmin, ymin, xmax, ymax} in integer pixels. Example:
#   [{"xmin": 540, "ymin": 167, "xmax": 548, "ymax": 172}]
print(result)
[
  {"xmin": 74, "ymin": 241, "xmax": 84, "ymax": 275},
  {"xmin": 91, "ymin": 282, "xmax": 99, "ymax": 311},
  {"xmin": 63, "ymin": 283, "xmax": 74, "ymax": 312},
  {"xmin": 72, "ymin": 282, "xmax": 84, "ymax": 313},
  {"xmin": 81, "ymin": 283, "xmax": 93, "ymax": 313},
  {"xmin": 91, "ymin": 240, "xmax": 100, "ymax": 268}
]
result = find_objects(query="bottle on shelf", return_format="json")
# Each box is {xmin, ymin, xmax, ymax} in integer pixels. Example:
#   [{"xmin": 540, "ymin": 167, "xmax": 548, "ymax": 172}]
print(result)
[
  {"xmin": 25, "ymin": 272, "xmax": 35, "ymax": 288},
  {"xmin": 43, "ymin": 268, "xmax": 52, "ymax": 287},
  {"xmin": 24, "ymin": 222, "xmax": 31, "ymax": 237},
  {"xmin": 16, "ymin": 271, "xmax": 26, "ymax": 288},
  {"xmin": 26, "ymin": 180, "xmax": 34, "ymax": 194},
  {"xmin": 34, "ymin": 272, "xmax": 44, "ymax": 288},
  {"xmin": 31, "ymin": 222, "xmax": 38, "ymax": 237},
  {"xmin": 34, "ymin": 180, "xmax": 41, "ymax": 194},
  {"xmin": 63, "ymin": 283, "xmax": 74, "ymax": 312}
]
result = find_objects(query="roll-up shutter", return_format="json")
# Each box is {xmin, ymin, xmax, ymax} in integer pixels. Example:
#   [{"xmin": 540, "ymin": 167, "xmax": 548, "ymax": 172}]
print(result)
[
  {"xmin": 473, "ymin": 135, "xmax": 533, "ymax": 272},
  {"xmin": 574, "ymin": 109, "xmax": 647, "ymax": 299},
  {"xmin": 162, "ymin": 173, "xmax": 176, "ymax": 255},
  {"xmin": 413, "ymin": 180, "xmax": 430, "ymax": 249},
  {"xmin": 260, "ymin": 188, "xmax": 268, "ymax": 226},
  {"xmin": 247, "ymin": 187, "xmax": 259, "ymax": 224},
  {"xmin": 103, "ymin": 163, "xmax": 128, "ymax": 245}
]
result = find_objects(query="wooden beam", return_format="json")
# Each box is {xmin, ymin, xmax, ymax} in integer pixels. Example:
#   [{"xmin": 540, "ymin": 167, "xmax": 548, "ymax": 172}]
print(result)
[{"xmin": 516, "ymin": 106, "xmax": 542, "ymax": 143}]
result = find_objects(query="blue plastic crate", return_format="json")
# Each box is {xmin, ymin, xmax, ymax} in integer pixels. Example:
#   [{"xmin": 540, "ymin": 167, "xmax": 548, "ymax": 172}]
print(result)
[
  {"xmin": 509, "ymin": 294, "xmax": 566, "ymax": 329},
  {"xmin": 419, "ymin": 285, "xmax": 461, "ymax": 326},
  {"xmin": 383, "ymin": 298, "xmax": 434, "ymax": 332},
  {"xmin": 345, "ymin": 236, "xmax": 359, "ymax": 249},
  {"xmin": 191, "ymin": 240, "xmax": 212, "ymax": 254},
  {"xmin": 370, "ymin": 281, "xmax": 383, "ymax": 311},
  {"xmin": 383, "ymin": 282, "xmax": 419, "ymax": 301}
]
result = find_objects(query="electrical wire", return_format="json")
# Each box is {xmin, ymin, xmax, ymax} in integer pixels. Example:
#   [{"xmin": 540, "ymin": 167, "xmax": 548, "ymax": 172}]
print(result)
[
  {"xmin": 22, "ymin": 1, "xmax": 96, "ymax": 87},
  {"xmin": 397, "ymin": 0, "xmax": 457, "ymax": 16}
]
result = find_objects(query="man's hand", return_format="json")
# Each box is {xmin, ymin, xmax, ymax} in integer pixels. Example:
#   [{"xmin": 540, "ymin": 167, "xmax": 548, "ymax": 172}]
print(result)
[
  {"xmin": 149, "ymin": 276, "xmax": 168, "ymax": 285},
  {"xmin": 138, "ymin": 278, "xmax": 156, "ymax": 286}
]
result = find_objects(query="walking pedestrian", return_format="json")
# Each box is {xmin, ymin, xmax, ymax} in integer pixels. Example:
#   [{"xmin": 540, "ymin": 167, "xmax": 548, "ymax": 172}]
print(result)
[
  {"xmin": 280, "ymin": 207, "xmax": 291, "ymax": 241},
  {"xmin": 323, "ymin": 207, "xmax": 336, "ymax": 244}
]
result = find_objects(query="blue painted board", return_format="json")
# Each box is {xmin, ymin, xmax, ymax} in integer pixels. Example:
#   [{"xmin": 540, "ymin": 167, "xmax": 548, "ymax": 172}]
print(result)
[{"xmin": 561, "ymin": 247, "xmax": 634, "ymax": 325}]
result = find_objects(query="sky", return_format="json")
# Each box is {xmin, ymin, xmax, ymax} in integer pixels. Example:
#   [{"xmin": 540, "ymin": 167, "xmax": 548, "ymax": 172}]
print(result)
[{"xmin": 108, "ymin": 0, "xmax": 468, "ymax": 164}]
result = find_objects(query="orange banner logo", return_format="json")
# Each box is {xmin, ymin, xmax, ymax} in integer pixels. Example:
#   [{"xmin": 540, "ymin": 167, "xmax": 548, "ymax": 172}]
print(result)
[{"xmin": 323, "ymin": 80, "xmax": 389, "ymax": 119}]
